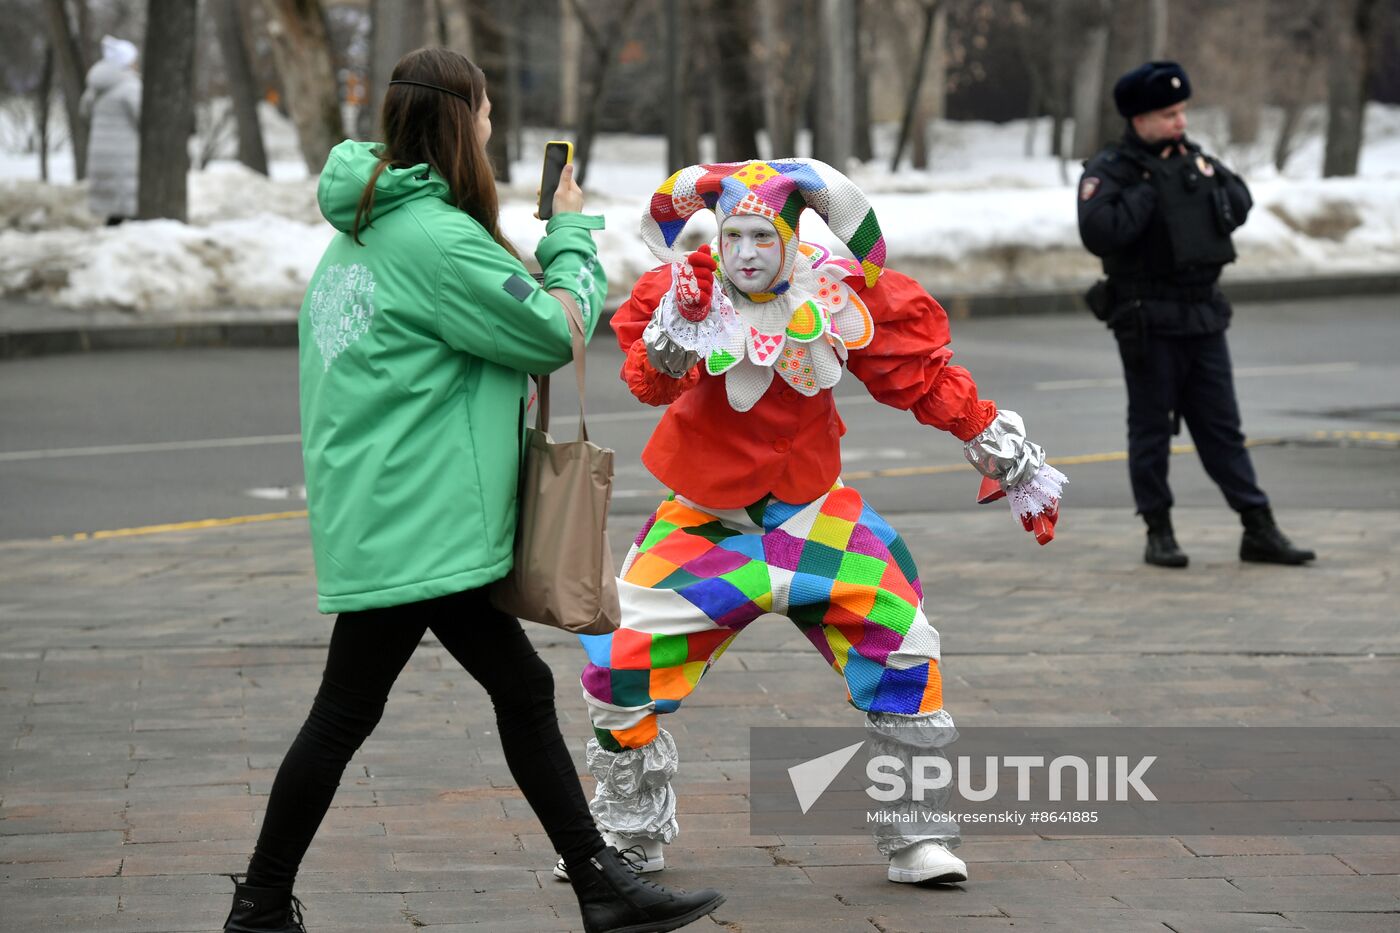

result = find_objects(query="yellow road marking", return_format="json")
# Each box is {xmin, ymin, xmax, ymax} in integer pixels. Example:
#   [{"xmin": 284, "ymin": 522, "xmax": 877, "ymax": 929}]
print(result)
[
  {"xmin": 42, "ymin": 431, "xmax": 1398, "ymax": 543},
  {"xmin": 52, "ymin": 510, "xmax": 308, "ymax": 542}
]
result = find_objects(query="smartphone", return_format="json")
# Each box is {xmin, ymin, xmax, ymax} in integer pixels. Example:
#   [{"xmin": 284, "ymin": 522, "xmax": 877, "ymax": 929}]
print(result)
[{"xmin": 537, "ymin": 141, "xmax": 574, "ymax": 221}]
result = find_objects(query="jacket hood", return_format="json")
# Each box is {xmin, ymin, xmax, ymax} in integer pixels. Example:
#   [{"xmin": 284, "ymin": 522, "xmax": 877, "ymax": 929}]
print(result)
[
  {"xmin": 317, "ymin": 139, "xmax": 452, "ymax": 234},
  {"xmin": 85, "ymin": 59, "xmax": 136, "ymax": 94}
]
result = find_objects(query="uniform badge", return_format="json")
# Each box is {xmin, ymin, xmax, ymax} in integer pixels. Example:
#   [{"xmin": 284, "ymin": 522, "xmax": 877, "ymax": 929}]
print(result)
[
  {"xmin": 1196, "ymin": 154, "xmax": 1215, "ymax": 177},
  {"xmin": 1079, "ymin": 176, "xmax": 1101, "ymax": 201}
]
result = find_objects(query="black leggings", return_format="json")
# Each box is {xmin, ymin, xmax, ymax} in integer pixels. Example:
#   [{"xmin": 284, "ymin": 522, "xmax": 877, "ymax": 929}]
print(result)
[{"xmin": 245, "ymin": 588, "xmax": 604, "ymax": 888}]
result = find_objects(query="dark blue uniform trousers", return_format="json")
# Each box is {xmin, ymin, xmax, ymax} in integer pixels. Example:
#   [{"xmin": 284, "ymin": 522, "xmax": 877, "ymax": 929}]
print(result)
[{"xmin": 1116, "ymin": 330, "xmax": 1270, "ymax": 516}]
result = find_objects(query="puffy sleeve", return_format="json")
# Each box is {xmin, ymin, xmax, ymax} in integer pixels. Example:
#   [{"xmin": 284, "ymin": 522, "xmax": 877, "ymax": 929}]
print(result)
[
  {"xmin": 612, "ymin": 266, "xmax": 699, "ymax": 406},
  {"xmin": 844, "ymin": 269, "xmax": 997, "ymax": 442}
]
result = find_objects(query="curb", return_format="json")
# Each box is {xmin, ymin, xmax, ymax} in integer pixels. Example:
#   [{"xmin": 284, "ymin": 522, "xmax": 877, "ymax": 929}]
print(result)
[{"xmin": 3, "ymin": 273, "xmax": 1397, "ymax": 359}]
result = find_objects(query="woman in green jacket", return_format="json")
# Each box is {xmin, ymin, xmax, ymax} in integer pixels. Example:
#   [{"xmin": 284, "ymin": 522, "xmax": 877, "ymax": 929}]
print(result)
[{"xmin": 223, "ymin": 48, "xmax": 722, "ymax": 933}]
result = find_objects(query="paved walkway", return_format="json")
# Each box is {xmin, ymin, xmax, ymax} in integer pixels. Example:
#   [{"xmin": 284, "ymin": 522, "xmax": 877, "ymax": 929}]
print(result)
[{"xmin": 2, "ymin": 505, "xmax": 1398, "ymax": 932}]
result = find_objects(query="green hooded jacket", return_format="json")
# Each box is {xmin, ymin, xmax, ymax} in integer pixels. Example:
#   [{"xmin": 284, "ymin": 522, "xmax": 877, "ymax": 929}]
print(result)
[{"xmin": 300, "ymin": 139, "xmax": 606, "ymax": 613}]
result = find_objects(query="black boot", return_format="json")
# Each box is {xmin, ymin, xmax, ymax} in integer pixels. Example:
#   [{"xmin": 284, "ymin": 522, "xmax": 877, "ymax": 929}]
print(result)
[
  {"xmin": 223, "ymin": 879, "xmax": 306, "ymax": 933},
  {"xmin": 569, "ymin": 847, "xmax": 724, "ymax": 933},
  {"xmin": 1142, "ymin": 509, "xmax": 1188, "ymax": 568},
  {"xmin": 1240, "ymin": 506, "xmax": 1316, "ymax": 565}
]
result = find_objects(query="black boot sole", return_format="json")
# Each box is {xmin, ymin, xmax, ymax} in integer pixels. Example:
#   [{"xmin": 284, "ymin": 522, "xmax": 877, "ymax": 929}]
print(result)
[
  {"xmin": 602, "ymin": 894, "xmax": 726, "ymax": 933},
  {"xmin": 1240, "ymin": 547, "xmax": 1314, "ymax": 565},
  {"xmin": 1144, "ymin": 553, "xmax": 1189, "ymax": 568}
]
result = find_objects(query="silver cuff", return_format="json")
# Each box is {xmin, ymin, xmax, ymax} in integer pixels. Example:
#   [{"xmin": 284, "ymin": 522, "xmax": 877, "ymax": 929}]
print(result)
[
  {"xmin": 963, "ymin": 409, "xmax": 1046, "ymax": 488},
  {"xmin": 643, "ymin": 316, "xmax": 699, "ymax": 379},
  {"xmin": 865, "ymin": 710, "xmax": 962, "ymax": 855},
  {"xmin": 585, "ymin": 728, "xmax": 680, "ymax": 843}
]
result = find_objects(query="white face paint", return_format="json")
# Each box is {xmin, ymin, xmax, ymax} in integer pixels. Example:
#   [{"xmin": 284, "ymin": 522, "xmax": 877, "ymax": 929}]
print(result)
[{"xmin": 719, "ymin": 214, "xmax": 782, "ymax": 294}]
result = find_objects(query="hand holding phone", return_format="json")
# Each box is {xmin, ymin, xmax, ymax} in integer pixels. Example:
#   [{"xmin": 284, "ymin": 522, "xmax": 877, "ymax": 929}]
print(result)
[{"xmin": 537, "ymin": 140, "xmax": 580, "ymax": 220}]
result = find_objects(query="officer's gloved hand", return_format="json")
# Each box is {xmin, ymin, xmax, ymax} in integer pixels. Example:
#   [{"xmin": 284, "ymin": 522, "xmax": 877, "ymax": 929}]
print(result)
[
  {"xmin": 643, "ymin": 315, "xmax": 699, "ymax": 379},
  {"xmin": 963, "ymin": 410, "xmax": 1045, "ymax": 487}
]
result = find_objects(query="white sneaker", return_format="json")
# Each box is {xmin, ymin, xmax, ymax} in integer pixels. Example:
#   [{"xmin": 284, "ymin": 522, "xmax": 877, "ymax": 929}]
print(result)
[
  {"xmin": 552, "ymin": 831, "xmax": 666, "ymax": 882},
  {"xmin": 886, "ymin": 841, "xmax": 968, "ymax": 885}
]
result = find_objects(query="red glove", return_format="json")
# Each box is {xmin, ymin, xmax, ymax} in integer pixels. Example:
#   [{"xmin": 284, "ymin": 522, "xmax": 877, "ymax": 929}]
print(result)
[
  {"xmin": 976, "ymin": 475, "xmax": 1059, "ymax": 546},
  {"xmin": 675, "ymin": 246, "xmax": 716, "ymax": 322}
]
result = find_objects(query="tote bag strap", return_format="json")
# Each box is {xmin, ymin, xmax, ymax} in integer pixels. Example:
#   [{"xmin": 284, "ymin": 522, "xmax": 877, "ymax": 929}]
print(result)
[{"xmin": 533, "ymin": 287, "xmax": 589, "ymax": 443}]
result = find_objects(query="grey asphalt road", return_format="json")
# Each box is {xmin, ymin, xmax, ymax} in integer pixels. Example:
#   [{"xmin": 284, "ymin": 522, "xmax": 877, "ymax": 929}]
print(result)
[{"xmin": 1, "ymin": 294, "xmax": 1396, "ymax": 543}]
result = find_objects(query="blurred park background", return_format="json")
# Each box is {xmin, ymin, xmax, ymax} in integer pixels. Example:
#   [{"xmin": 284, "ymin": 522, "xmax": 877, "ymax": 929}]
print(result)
[{"xmin": 1, "ymin": 0, "xmax": 1398, "ymax": 316}]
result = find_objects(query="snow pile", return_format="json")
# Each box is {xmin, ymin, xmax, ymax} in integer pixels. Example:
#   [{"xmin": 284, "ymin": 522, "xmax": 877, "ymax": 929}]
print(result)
[{"xmin": 1, "ymin": 103, "xmax": 1397, "ymax": 315}]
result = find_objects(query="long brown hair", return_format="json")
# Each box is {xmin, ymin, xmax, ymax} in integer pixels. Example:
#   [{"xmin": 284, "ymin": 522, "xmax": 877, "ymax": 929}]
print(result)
[{"xmin": 352, "ymin": 48, "xmax": 514, "ymax": 255}]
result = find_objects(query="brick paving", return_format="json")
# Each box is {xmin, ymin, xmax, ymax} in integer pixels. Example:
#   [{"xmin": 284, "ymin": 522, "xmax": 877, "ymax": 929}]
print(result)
[{"xmin": 2, "ymin": 504, "xmax": 1398, "ymax": 931}]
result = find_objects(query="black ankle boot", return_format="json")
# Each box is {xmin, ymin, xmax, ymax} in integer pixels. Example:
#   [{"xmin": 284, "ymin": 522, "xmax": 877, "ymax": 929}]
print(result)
[
  {"xmin": 1240, "ymin": 506, "xmax": 1316, "ymax": 565},
  {"xmin": 1142, "ymin": 509, "xmax": 1188, "ymax": 568},
  {"xmin": 569, "ymin": 847, "xmax": 724, "ymax": 933},
  {"xmin": 223, "ymin": 879, "xmax": 306, "ymax": 933}
]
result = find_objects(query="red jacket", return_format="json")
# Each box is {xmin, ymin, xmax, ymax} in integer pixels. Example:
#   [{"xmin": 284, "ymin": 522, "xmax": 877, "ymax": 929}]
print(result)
[{"xmin": 615, "ymin": 266, "xmax": 996, "ymax": 509}]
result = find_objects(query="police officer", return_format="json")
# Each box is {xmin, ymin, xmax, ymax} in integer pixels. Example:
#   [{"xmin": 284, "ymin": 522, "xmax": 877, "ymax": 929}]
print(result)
[{"xmin": 1077, "ymin": 61, "xmax": 1315, "ymax": 569}]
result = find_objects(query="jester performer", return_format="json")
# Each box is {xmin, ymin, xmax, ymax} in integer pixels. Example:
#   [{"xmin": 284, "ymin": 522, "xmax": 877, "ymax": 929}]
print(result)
[{"xmin": 554, "ymin": 159, "xmax": 1066, "ymax": 887}]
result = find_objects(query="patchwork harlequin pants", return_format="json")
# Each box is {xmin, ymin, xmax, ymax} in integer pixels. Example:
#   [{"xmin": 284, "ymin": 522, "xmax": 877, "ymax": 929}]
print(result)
[{"xmin": 577, "ymin": 486, "xmax": 959, "ymax": 852}]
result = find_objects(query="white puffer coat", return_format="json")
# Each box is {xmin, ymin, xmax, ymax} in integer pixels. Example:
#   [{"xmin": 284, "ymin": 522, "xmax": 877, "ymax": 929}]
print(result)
[{"xmin": 80, "ymin": 60, "xmax": 142, "ymax": 219}]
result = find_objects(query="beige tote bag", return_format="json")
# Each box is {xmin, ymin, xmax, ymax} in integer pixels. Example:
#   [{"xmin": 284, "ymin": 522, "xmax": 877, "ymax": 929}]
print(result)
[{"xmin": 490, "ymin": 290, "xmax": 621, "ymax": 635}]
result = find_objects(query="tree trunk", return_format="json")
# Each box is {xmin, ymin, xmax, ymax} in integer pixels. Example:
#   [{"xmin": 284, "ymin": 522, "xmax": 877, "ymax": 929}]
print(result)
[
  {"xmin": 1070, "ymin": 0, "xmax": 1111, "ymax": 158},
  {"xmin": 664, "ymin": 0, "xmax": 700, "ymax": 170},
  {"xmin": 42, "ymin": 0, "xmax": 89, "ymax": 180},
  {"xmin": 1323, "ymin": 0, "xmax": 1379, "ymax": 177},
  {"xmin": 852, "ymin": 0, "xmax": 873, "ymax": 162},
  {"xmin": 705, "ymin": 0, "xmax": 761, "ymax": 162},
  {"xmin": 756, "ymin": 0, "xmax": 795, "ymax": 159},
  {"xmin": 138, "ymin": 0, "xmax": 198, "ymax": 221},
  {"xmin": 366, "ymin": 0, "xmax": 426, "ymax": 138},
  {"xmin": 559, "ymin": 0, "xmax": 581, "ymax": 128},
  {"xmin": 259, "ymin": 0, "xmax": 343, "ymax": 172},
  {"xmin": 38, "ymin": 45, "xmax": 54, "ymax": 183},
  {"xmin": 813, "ymin": 0, "xmax": 855, "ymax": 167},
  {"xmin": 891, "ymin": 0, "xmax": 936, "ymax": 171},
  {"xmin": 569, "ymin": 0, "xmax": 640, "ymax": 184},
  {"xmin": 466, "ymin": 0, "xmax": 512, "ymax": 181},
  {"xmin": 910, "ymin": 1, "xmax": 947, "ymax": 170},
  {"xmin": 1049, "ymin": 0, "xmax": 1068, "ymax": 158},
  {"xmin": 212, "ymin": 0, "xmax": 269, "ymax": 175},
  {"xmin": 1145, "ymin": 0, "xmax": 1169, "ymax": 58},
  {"xmin": 1095, "ymin": 0, "xmax": 1145, "ymax": 156}
]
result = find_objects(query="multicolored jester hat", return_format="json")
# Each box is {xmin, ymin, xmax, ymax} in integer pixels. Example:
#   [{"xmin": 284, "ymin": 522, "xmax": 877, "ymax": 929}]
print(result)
[{"xmin": 640, "ymin": 158, "xmax": 888, "ymax": 301}]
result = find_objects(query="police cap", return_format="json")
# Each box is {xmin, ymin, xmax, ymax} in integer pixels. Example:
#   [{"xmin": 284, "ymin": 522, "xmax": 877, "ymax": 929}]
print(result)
[{"xmin": 1113, "ymin": 61, "xmax": 1191, "ymax": 118}]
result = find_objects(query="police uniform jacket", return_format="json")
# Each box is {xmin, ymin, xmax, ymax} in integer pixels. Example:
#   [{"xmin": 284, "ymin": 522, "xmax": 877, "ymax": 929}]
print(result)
[{"xmin": 1078, "ymin": 129, "xmax": 1252, "ymax": 337}]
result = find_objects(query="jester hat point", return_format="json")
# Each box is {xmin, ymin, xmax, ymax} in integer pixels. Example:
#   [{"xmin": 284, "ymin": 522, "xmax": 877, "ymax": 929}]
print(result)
[{"xmin": 641, "ymin": 158, "xmax": 886, "ymax": 297}]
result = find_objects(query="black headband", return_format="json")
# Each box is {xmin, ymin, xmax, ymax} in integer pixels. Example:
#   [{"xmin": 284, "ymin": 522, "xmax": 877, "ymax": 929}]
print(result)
[{"xmin": 387, "ymin": 79, "xmax": 474, "ymax": 105}]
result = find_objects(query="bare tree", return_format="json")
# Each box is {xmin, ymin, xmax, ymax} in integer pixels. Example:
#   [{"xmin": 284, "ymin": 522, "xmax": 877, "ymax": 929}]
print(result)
[
  {"xmin": 664, "ymin": 0, "xmax": 701, "ymax": 169},
  {"xmin": 755, "ymin": 0, "xmax": 817, "ymax": 160},
  {"xmin": 813, "ymin": 0, "xmax": 856, "ymax": 167},
  {"xmin": 890, "ymin": 0, "xmax": 942, "ymax": 171},
  {"xmin": 138, "ymin": 0, "xmax": 198, "ymax": 221},
  {"xmin": 42, "ymin": 0, "xmax": 89, "ymax": 179},
  {"xmin": 702, "ymin": 0, "xmax": 761, "ymax": 162},
  {"xmin": 567, "ymin": 0, "xmax": 641, "ymax": 184},
  {"xmin": 366, "ymin": 0, "xmax": 425, "ymax": 138},
  {"xmin": 1145, "ymin": 0, "xmax": 1169, "ymax": 57},
  {"xmin": 1323, "ymin": 0, "xmax": 1381, "ymax": 176},
  {"xmin": 1271, "ymin": 0, "xmax": 1326, "ymax": 173},
  {"xmin": 466, "ymin": 0, "xmax": 512, "ymax": 181},
  {"xmin": 559, "ymin": 0, "xmax": 581, "ymax": 128},
  {"xmin": 259, "ymin": 0, "xmax": 342, "ymax": 172},
  {"xmin": 1070, "ymin": 0, "xmax": 1111, "ymax": 158},
  {"xmin": 212, "ymin": 0, "xmax": 269, "ymax": 175},
  {"xmin": 38, "ymin": 44, "xmax": 55, "ymax": 183}
]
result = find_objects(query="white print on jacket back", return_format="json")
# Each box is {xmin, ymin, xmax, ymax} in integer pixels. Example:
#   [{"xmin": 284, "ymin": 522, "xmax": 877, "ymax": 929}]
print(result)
[{"xmin": 309, "ymin": 263, "xmax": 377, "ymax": 371}]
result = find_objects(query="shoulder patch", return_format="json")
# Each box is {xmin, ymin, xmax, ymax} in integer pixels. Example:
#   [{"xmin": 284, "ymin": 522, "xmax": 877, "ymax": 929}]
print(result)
[
  {"xmin": 1079, "ymin": 177, "xmax": 1102, "ymax": 201},
  {"xmin": 502, "ymin": 273, "xmax": 534, "ymax": 302}
]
